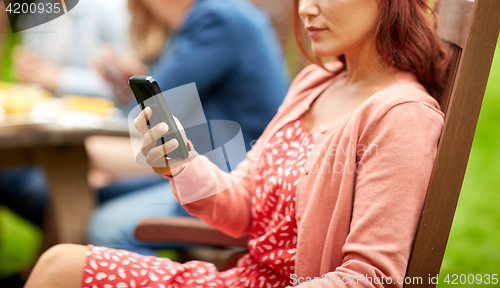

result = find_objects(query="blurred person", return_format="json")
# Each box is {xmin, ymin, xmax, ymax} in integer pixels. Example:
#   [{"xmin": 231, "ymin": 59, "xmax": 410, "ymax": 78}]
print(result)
[
  {"xmin": 24, "ymin": 0, "xmax": 450, "ymax": 286},
  {"xmin": 0, "ymin": 0, "xmax": 134, "ymax": 225},
  {"xmin": 86, "ymin": 0, "xmax": 289, "ymax": 255},
  {"xmin": 13, "ymin": 0, "xmax": 131, "ymax": 99}
]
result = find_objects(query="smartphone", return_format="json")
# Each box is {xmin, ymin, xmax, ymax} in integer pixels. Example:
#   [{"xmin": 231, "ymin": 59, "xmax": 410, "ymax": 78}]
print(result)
[{"xmin": 129, "ymin": 75, "xmax": 189, "ymax": 159}]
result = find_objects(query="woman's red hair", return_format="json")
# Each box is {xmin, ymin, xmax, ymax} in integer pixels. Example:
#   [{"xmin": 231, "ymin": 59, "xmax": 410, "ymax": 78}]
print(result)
[{"xmin": 293, "ymin": 0, "xmax": 450, "ymax": 100}]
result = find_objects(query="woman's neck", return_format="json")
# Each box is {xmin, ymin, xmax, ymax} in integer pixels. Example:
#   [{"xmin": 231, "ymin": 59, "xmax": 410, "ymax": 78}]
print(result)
[{"xmin": 342, "ymin": 38, "xmax": 405, "ymax": 91}]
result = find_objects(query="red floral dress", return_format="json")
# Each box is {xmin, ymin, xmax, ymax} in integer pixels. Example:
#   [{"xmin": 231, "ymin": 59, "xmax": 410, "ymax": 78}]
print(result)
[{"xmin": 82, "ymin": 118, "xmax": 317, "ymax": 288}]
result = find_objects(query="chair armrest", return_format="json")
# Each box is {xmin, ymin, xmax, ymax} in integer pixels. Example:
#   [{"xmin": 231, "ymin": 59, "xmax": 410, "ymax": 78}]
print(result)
[{"xmin": 134, "ymin": 217, "xmax": 249, "ymax": 248}]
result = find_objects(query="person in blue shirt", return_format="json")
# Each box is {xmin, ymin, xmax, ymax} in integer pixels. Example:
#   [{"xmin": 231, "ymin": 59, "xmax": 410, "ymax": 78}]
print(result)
[{"xmin": 87, "ymin": 0, "xmax": 289, "ymax": 255}]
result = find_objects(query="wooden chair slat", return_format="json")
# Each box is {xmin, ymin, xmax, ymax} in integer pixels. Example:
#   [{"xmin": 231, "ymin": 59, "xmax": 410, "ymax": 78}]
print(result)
[
  {"xmin": 135, "ymin": 217, "xmax": 249, "ymax": 248},
  {"xmin": 437, "ymin": 0, "xmax": 474, "ymax": 48},
  {"xmin": 439, "ymin": 44, "xmax": 462, "ymax": 115}
]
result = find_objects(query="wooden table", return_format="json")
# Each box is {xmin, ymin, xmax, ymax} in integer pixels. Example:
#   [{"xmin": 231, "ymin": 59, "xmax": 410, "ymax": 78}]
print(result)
[{"xmin": 0, "ymin": 117, "xmax": 130, "ymax": 244}]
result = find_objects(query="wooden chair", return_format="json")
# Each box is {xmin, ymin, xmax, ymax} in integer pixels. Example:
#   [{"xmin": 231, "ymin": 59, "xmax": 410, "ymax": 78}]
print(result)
[{"xmin": 135, "ymin": 0, "xmax": 500, "ymax": 284}]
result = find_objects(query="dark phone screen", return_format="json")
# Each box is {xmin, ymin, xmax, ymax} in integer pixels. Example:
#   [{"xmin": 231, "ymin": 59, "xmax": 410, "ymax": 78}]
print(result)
[
  {"xmin": 139, "ymin": 89, "xmax": 184, "ymax": 157},
  {"xmin": 135, "ymin": 84, "xmax": 155, "ymax": 107},
  {"xmin": 134, "ymin": 83, "xmax": 164, "ymax": 129}
]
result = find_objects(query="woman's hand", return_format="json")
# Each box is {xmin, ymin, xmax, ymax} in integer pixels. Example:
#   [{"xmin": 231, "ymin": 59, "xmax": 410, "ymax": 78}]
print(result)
[{"xmin": 134, "ymin": 106, "xmax": 198, "ymax": 177}]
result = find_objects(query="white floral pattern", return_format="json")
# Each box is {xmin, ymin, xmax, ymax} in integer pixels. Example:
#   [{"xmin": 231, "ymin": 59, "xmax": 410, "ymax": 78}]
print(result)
[{"xmin": 249, "ymin": 118, "xmax": 316, "ymax": 278}]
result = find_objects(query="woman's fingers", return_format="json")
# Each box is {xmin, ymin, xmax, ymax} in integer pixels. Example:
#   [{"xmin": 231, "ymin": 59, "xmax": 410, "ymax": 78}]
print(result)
[
  {"xmin": 134, "ymin": 107, "xmax": 152, "ymax": 136},
  {"xmin": 134, "ymin": 109, "xmax": 197, "ymax": 176},
  {"xmin": 151, "ymin": 151, "xmax": 198, "ymax": 175},
  {"xmin": 140, "ymin": 122, "xmax": 170, "ymax": 156},
  {"xmin": 146, "ymin": 138, "xmax": 179, "ymax": 166}
]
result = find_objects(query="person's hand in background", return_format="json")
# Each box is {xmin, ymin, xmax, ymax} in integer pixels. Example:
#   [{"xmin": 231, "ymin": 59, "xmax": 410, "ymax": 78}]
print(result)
[
  {"xmin": 13, "ymin": 46, "xmax": 61, "ymax": 92},
  {"xmin": 92, "ymin": 45, "xmax": 148, "ymax": 106},
  {"xmin": 134, "ymin": 106, "xmax": 197, "ymax": 178}
]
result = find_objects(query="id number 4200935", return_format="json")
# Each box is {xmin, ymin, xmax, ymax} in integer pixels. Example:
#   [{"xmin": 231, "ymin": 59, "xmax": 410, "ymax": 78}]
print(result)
[
  {"xmin": 5, "ymin": 2, "xmax": 62, "ymax": 14},
  {"xmin": 443, "ymin": 274, "xmax": 498, "ymax": 285}
]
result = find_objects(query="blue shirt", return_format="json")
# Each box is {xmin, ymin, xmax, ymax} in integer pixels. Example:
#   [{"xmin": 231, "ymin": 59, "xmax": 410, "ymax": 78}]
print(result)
[{"xmin": 150, "ymin": 0, "xmax": 289, "ymax": 151}]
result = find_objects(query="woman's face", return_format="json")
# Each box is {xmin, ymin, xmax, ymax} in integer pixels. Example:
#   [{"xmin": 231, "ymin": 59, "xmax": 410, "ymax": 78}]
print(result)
[{"xmin": 298, "ymin": 0, "xmax": 380, "ymax": 58}]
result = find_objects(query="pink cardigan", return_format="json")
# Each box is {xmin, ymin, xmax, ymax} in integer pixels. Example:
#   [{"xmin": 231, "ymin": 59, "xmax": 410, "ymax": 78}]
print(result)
[{"xmin": 169, "ymin": 62, "xmax": 444, "ymax": 287}]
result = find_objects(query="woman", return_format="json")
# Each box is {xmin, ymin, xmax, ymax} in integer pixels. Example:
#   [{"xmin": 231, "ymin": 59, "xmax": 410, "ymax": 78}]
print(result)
[{"xmin": 24, "ymin": 0, "xmax": 449, "ymax": 287}]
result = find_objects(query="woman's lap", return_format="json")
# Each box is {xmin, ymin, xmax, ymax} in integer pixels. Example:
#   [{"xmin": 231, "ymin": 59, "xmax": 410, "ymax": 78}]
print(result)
[{"xmin": 82, "ymin": 245, "xmax": 290, "ymax": 288}]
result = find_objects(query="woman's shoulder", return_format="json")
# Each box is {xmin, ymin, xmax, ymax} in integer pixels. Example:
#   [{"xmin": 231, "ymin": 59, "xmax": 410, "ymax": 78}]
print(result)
[
  {"xmin": 346, "ymin": 73, "xmax": 445, "ymax": 143},
  {"xmin": 360, "ymin": 73, "xmax": 444, "ymax": 122}
]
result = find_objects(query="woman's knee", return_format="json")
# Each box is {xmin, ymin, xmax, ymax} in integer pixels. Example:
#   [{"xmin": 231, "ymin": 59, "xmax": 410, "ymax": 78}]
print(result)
[
  {"xmin": 39, "ymin": 244, "xmax": 84, "ymax": 267},
  {"xmin": 25, "ymin": 244, "xmax": 87, "ymax": 288}
]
